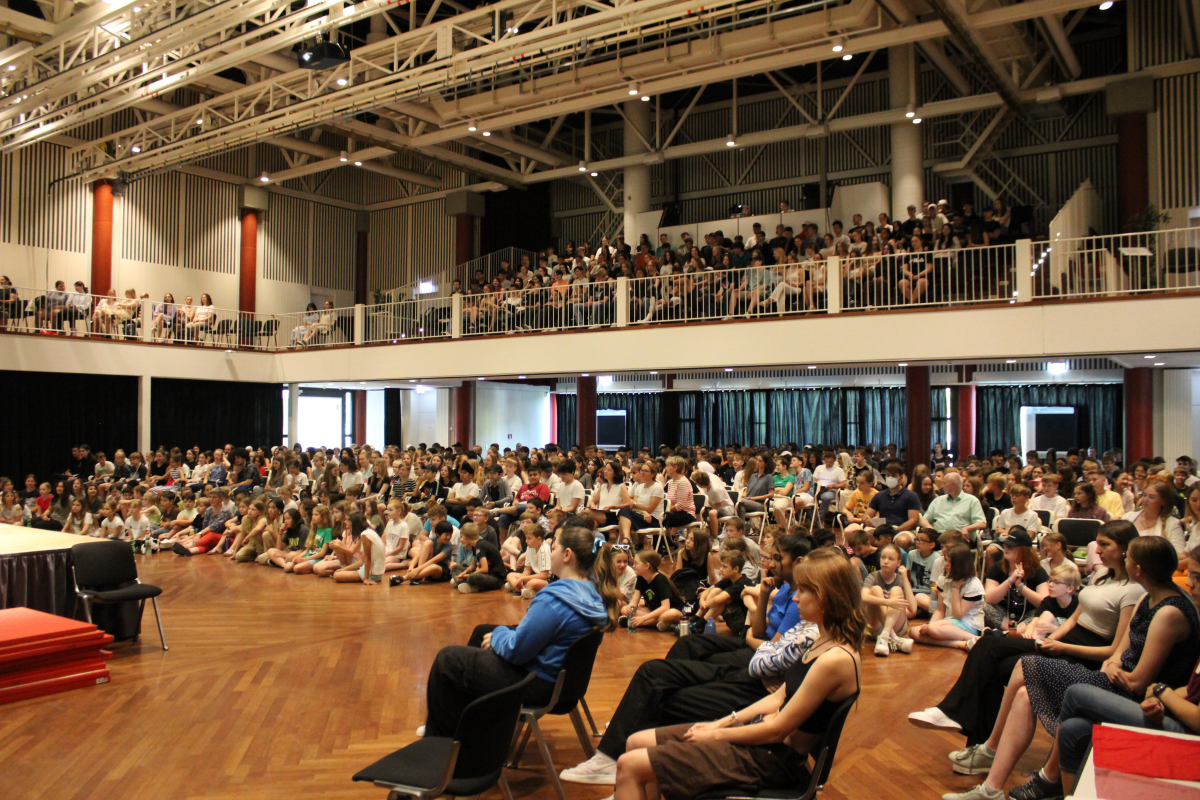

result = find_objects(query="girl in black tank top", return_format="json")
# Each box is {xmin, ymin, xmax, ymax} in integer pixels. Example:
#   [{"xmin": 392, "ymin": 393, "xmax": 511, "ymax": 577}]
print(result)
[{"xmin": 785, "ymin": 645, "xmax": 860, "ymax": 735}]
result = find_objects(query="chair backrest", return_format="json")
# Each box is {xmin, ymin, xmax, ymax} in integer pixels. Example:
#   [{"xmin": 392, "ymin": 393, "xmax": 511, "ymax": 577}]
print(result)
[
  {"xmin": 546, "ymin": 628, "xmax": 604, "ymax": 715},
  {"xmin": 452, "ymin": 672, "xmax": 537, "ymax": 780},
  {"xmin": 727, "ymin": 490, "xmax": 740, "ymax": 506},
  {"xmin": 1055, "ymin": 518, "xmax": 1102, "ymax": 548},
  {"xmin": 984, "ymin": 505, "xmax": 997, "ymax": 531},
  {"xmin": 812, "ymin": 693, "xmax": 859, "ymax": 788},
  {"xmin": 71, "ymin": 540, "xmax": 139, "ymax": 589},
  {"xmin": 692, "ymin": 492, "xmax": 706, "ymax": 514},
  {"xmin": 1035, "ymin": 509, "xmax": 1052, "ymax": 529}
]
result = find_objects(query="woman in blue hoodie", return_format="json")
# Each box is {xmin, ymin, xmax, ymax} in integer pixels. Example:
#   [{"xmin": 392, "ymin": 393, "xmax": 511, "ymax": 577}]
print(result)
[{"xmin": 422, "ymin": 527, "xmax": 621, "ymax": 737}]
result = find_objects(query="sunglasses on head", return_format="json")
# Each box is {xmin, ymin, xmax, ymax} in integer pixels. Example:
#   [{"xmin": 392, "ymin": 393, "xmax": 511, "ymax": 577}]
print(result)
[{"xmin": 611, "ymin": 543, "xmax": 632, "ymax": 552}]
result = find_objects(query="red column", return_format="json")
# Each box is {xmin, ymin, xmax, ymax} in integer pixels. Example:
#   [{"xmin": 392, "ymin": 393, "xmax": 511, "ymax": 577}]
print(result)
[
  {"xmin": 1124, "ymin": 367, "xmax": 1153, "ymax": 463},
  {"xmin": 454, "ymin": 214, "xmax": 476, "ymax": 267},
  {"xmin": 352, "ymin": 390, "xmax": 367, "ymax": 445},
  {"xmin": 91, "ymin": 181, "xmax": 114, "ymax": 297},
  {"xmin": 906, "ymin": 366, "xmax": 931, "ymax": 466},
  {"xmin": 1116, "ymin": 113, "xmax": 1149, "ymax": 230},
  {"xmin": 239, "ymin": 210, "xmax": 258, "ymax": 313},
  {"xmin": 577, "ymin": 375, "xmax": 597, "ymax": 449},
  {"xmin": 957, "ymin": 384, "xmax": 977, "ymax": 459},
  {"xmin": 453, "ymin": 382, "xmax": 476, "ymax": 450},
  {"xmin": 355, "ymin": 229, "xmax": 369, "ymax": 305},
  {"xmin": 549, "ymin": 392, "xmax": 558, "ymax": 445}
]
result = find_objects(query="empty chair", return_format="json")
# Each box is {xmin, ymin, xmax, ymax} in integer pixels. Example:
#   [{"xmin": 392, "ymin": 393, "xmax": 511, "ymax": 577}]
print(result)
[
  {"xmin": 255, "ymin": 317, "xmax": 279, "ymax": 349},
  {"xmin": 694, "ymin": 694, "xmax": 859, "ymax": 800},
  {"xmin": 70, "ymin": 540, "xmax": 167, "ymax": 651},
  {"xmin": 1034, "ymin": 509, "xmax": 1053, "ymax": 530},
  {"xmin": 209, "ymin": 318, "xmax": 235, "ymax": 347},
  {"xmin": 508, "ymin": 629, "xmax": 604, "ymax": 800},
  {"xmin": 354, "ymin": 672, "xmax": 535, "ymax": 800},
  {"xmin": 1054, "ymin": 518, "xmax": 1103, "ymax": 549}
]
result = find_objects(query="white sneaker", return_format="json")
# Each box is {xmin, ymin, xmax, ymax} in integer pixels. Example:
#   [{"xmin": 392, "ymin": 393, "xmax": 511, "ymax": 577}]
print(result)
[
  {"xmin": 908, "ymin": 707, "xmax": 962, "ymax": 732},
  {"xmin": 559, "ymin": 752, "xmax": 617, "ymax": 785},
  {"xmin": 890, "ymin": 635, "xmax": 914, "ymax": 654},
  {"xmin": 521, "ymin": 587, "xmax": 535, "ymax": 599},
  {"xmin": 942, "ymin": 783, "xmax": 1003, "ymax": 800},
  {"xmin": 874, "ymin": 631, "xmax": 891, "ymax": 658},
  {"xmin": 415, "ymin": 725, "xmax": 426, "ymax": 737}
]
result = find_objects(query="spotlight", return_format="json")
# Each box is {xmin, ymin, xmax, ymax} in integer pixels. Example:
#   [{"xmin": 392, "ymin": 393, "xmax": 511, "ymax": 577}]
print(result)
[
  {"xmin": 468, "ymin": 123, "xmax": 477, "ymax": 132},
  {"xmin": 5, "ymin": 65, "xmax": 14, "ymax": 72},
  {"xmin": 481, "ymin": 131, "xmax": 491, "ymax": 136},
  {"xmin": 259, "ymin": 172, "xmax": 269, "ymax": 182},
  {"xmin": 590, "ymin": 171, "xmax": 598, "ymax": 177},
  {"xmin": 336, "ymin": 77, "xmax": 348, "ymax": 86},
  {"xmin": 578, "ymin": 161, "xmax": 587, "ymax": 172},
  {"xmin": 1099, "ymin": 0, "xmax": 1113, "ymax": 8},
  {"xmin": 339, "ymin": 151, "xmax": 348, "ymax": 161},
  {"xmin": 628, "ymin": 84, "xmax": 639, "ymax": 95},
  {"xmin": 842, "ymin": 53, "xmax": 853, "ymax": 61},
  {"xmin": 131, "ymin": 145, "xmax": 141, "ymax": 153},
  {"xmin": 912, "ymin": 117, "xmax": 922, "ymax": 124},
  {"xmin": 832, "ymin": 37, "xmax": 844, "ymax": 52},
  {"xmin": 195, "ymin": 117, "xmax": 204, "ymax": 126},
  {"xmin": 640, "ymin": 95, "xmax": 650, "ymax": 101},
  {"xmin": 132, "ymin": 4, "xmax": 140, "ymax": 10},
  {"xmin": 354, "ymin": 160, "xmax": 363, "ymax": 166},
  {"xmin": 725, "ymin": 135, "xmax": 737, "ymax": 147},
  {"xmin": 297, "ymin": 39, "xmax": 349, "ymax": 70}
]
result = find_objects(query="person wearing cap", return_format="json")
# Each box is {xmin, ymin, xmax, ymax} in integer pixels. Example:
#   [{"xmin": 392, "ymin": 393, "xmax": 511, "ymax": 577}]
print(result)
[{"xmin": 981, "ymin": 526, "xmax": 1050, "ymax": 630}]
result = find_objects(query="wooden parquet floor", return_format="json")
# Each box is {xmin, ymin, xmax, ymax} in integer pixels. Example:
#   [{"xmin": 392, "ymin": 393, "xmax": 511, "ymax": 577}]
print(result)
[{"xmin": 0, "ymin": 555, "xmax": 1055, "ymax": 800}]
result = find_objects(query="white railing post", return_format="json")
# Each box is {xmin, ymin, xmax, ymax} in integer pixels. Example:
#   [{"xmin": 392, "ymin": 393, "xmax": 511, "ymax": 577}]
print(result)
[
  {"xmin": 141, "ymin": 298, "xmax": 154, "ymax": 342},
  {"xmin": 451, "ymin": 293, "xmax": 463, "ymax": 338},
  {"xmin": 616, "ymin": 277, "xmax": 629, "ymax": 327},
  {"xmin": 1104, "ymin": 248, "xmax": 1122, "ymax": 294},
  {"xmin": 353, "ymin": 303, "xmax": 365, "ymax": 345},
  {"xmin": 1015, "ymin": 240, "xmax": 1033, "ymax": 303},
  {"xmin": 826, "ymin": 256, "xmax": 842, "ymax": 314}
]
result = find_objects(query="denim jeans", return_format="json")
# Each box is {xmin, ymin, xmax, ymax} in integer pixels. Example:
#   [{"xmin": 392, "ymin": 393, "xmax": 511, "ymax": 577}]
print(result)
[
  {"xmin": 818, "ymin": 489, "xmax": 837, "ymax": 516},
  {"xmin": 1058, "ymin": 683, "xmax": 1187, "ymax": 773}
]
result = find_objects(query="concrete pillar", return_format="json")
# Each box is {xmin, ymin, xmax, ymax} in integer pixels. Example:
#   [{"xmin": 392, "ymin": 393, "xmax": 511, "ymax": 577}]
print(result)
[
  {"xmin": 906, "ymin": 366, "xmax": 932, "ymax": 464},
  {"xmin": 1124, "ymin": 367, "xmax": 1154, "ymax": 463},
  {"xmin": 238, "ymin": 209, "xmax": 257, "ymax": 313},
  {"xmin": 138, "ymin": 375, "xmax": 152, "ymax": 455},
  {"xmin": 288, "ymin": 382, "xmax": 300, "ymax": 448},
  {"xmin": 352, "ymin": 390, "xmax": 367, "ymax": 445},
  {"xmin": 453, "ymin": 382, "xmax": 476, "ymax": 450},
  {"xmin": 91, "ymin": 181, "xmax": 114, "ymax": 297},
  {"xmin": 623, "ymin": 99, "xmax": 652, "ymax": 246},
  {"xmin": 353, "ymin": 303, "xmax": 365, "ymax": 345},
  {"xmin": 889, "ymin": 44, "xmax": 923, "ymax": 217},
  {"xmin": 577, "ymin": 375, "xmax": 598, "ymax": 449},
  {"xmin": 1116, "ymin": 113, "xmax": 1149, "ymax": 230}
]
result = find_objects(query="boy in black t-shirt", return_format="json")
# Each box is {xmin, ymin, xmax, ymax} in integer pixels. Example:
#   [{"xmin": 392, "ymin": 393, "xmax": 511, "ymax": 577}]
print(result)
[
  {"xmin": 697, "ymin": 551, "xmax": 751, "ymax": 635},
  {"xmin": 850, "ymin": 528, "xmax": 881, "ymax": 574},
  {"xmin": 454, "ymin": 524, "xmax": 508, "ymax": 594}
]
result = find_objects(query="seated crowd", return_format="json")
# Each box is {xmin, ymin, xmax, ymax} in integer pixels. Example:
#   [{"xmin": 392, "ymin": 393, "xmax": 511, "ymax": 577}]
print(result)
[
  {"xmin": 438, "ymin": 196, "xmax": 1019, "ymax": 335},
  {"xmin": 5, "ymin": 437, "xmax": 1200, "ymax": 800}
]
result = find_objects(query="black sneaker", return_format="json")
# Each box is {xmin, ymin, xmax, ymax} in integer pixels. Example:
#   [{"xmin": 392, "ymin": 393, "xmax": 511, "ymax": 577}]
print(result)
[
  {"xmin": 389, "ymin": 575, "xmax": 404, "ymax": 587},
  {"xmin": 171, "ymin": 543, "xmax": 192, "ymax": 557},
  {"xmin": 1009, "ymin": 771, "xmax": 1063, "ymax": 800}
]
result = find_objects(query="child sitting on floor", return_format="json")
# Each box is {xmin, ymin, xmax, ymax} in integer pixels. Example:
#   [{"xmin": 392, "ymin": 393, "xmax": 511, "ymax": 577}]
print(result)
[
  {"xmin": 450, "ymin": 523, "xmax": 508, "ymax": 594},
  {"xmin": 626, "ymin": 549, "xmax": 685, "ymax": 631},
  {"xmin": 862, "ymin": 543, "xmax": 917, "ymax": 657},
  {"xmin": 506, "ymin": 522, "xmax": 552, "ymax": 598},
  {"xmin": 696, "ymin": 550, "xmax": 752, "ymax": 636},
  {"xmin": 910, "ymin": 544, "xmax": 985, "ymax": 650},
  {"xmin": 402, "ymin": 520, "xmax": 456, "ymax": 585}
]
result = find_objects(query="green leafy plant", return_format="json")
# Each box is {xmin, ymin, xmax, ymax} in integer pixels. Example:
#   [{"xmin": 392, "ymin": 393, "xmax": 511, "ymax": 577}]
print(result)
[{"xmin": 1124, "ymin": 204, "xmax": 1171, "ymax": 233}]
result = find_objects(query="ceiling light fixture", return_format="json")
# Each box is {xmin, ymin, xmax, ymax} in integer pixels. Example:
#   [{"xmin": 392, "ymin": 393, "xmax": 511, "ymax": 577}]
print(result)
[
  {"xmin": 468, "ymin": 123, "xmax": 477, "ymax": 132},
  {"xmin": 831, "ymin": 37, "xmax": 844, "ymax": 52},
  {"xmin": 353, "ymin": 159, "xmax": 363, "ymax": 166},
  {"xmin": 640, "ymin": 94, "xmax": 650, "ymax": 101},
  {"xmin": 725, "ymin": 135, "xmax": 737, "ymax": 147},
  {"xmin": 1006, "ymin": 359, "xmax": 1017, "ymax": 363},
  {"xmin": 339, "ymin": 151, "xmax": 348, "ymax": 161},
  {"xmin": 336, "ymin": 77, "xmax": 348, "ymax": 86},
  {"xmin": 1144, "ymin": 354, "xmax": 1156, "ymax": 358},
  {"xmin": 842, "ymin": 53, "xmax": 853, "ymax": 61},
  {"xmin": 582, "ymin": 373, "xmax": 590, "ymax": 377},
  {"xmin": 649, "ymin": 370, "xmax": 658, "ymax": 375},
  {"xmin": 481, "ymin": 131, "xmax": 491, "ymax": 136},
  {"xmin": 590, "ymin": 171, "xmax": 598, "ymax": 177},
  {"xmin": 898, "ymin": 362, "xmax": 908, "ymax": 367},
  {"xmin": 912, "ymin": 117, "xmax": 922, "ymax": 124},
  {"xmin": 1154, "ymin": 362, "xmax": 1165, "ymax": 366},
  {"xmin": 578, "ymin": 161, "xmax": 587, "ymax": 172},
  {"xmin": 808, "ymin": 365, "xmax": 817, "ymax": 370},
  {"xmin": 1099, "ymin": 0, "xmax": 1113, "ymax": 8},
  {"xmin": 905, "ymin": 105, "xmax": 916, "ymax": 118},
  {"xmin": 628, "ymin": 85, "xmax": 639, "ymax": 95},
  {"xmin": 131, "ymin": 145, "xmax": 141, "ymax": 153},
  {"xmin": 725, "ymin": 367, "xmax": 733, "ymax": 372},
  {"xmin": 259, "ymin": 172, "xmax": 269, "ymax": 182},
  {"xmin": 518, "ymin": 375, "xmax": 526, "ymax": 379}
]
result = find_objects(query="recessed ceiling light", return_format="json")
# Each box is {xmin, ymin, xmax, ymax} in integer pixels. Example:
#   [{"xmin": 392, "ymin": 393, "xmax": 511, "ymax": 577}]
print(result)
[
  {"xmin": 898, "ymin": 362, "xmax": 908, "ymax": 367},
  {"xmin": 481, "ymin": 131, "xmax": 491, "ymax": 136},
  {"xmin": 353, "ymin": 160, "xmax": 363, "ymax": 166},
  {"xmin": 1154, "ymin": 362, "xmax": 1164, "ymax": 366},
  {"xmin": 808, "ymin": 365, "xmax": 817, "ymax": 370},
  {"xmin": 725, "ymin": 367, "xmax": 733, "ymax": 372},
  {"xmin": 1144, "ymin": 355, "xmax": 1156, "ymax": 358},
  {"xmin": 582, "ymin": 373, "xmax": 590, "ymax": 377},
  {"xmin": 1006, "ymin": 359, "xmax": 1017, "ymax": 363},
  {"xmin": 649, "ymin": 370, "xmax": 658, "ymax": 375},
  {"xmin": 131, "ymin": 145, "xmax": 141, "ymax": 153},
  {"xmin": 518, "ymin": 375, "xmax": 526, "ymax": 379}
]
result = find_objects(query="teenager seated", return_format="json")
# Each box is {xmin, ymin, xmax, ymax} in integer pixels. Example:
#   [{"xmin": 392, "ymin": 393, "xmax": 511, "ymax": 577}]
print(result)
[
  {"xmin": 612, "ymin": 548, "xmax": 862, "ymax": 800},
  {"xmin": 447, "ymin": 523, "xmax": 508, "ymax": 594},
  {"xmin": 419, "ymin": 527, "xmax": 619, "ymax": 737}
]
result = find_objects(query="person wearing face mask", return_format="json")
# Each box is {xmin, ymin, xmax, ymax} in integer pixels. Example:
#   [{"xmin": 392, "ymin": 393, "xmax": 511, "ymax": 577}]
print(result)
[{"xmin": 868, "ymin": 463, "xmax": 922, "ymax": 531}]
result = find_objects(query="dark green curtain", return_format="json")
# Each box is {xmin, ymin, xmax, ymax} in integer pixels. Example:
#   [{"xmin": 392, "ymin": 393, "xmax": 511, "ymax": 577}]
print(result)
[
  {"xmin": 0, "ymin": 370, "xmax": 138, "ymax": 483},
  {"xmin": 977, "ymin": 383, "xmax": 1122, "ymax": 455},
  {"xmin": 152, "ymin": 378, "xmax": 283, "ymax": 452},
  {"xmin": 556, "ymin": 393, "xmax": 577, "ymax": 450},
  {"xmin": 557, "ymin": 387, "xmax": 906, "ymax": 450}
]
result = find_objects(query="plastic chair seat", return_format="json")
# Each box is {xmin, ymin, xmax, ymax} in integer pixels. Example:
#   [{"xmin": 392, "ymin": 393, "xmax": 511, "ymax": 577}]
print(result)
[
  {"xmin": 82, "ymin": 582, "xmax": 162, "ymax": 603},
  {"xmin": 354, "ymin": 737, "xmax": 503, "ymax": 798}
]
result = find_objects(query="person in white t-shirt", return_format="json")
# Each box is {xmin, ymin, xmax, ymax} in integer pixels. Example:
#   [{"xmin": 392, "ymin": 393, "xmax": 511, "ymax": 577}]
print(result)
[
  {"xmin": 506, "ymin": 525, "xmax": 552, "ymax": 598},
  {"xmin": 333, "ymin": 514, "xmax": 387, "ymax": 585},
  {"xmin": 1029, "ymin": 473, "xmax": 1069, "ymax": 524},
  {"xmin": 813, "ymin": 451, "xmax": 848, "ymax": 517},
  {"xmin": 124, "ymin": 504, "xmax": 152, "ymax": 544},
  {"xmin": 98, "ymin": 502, "xmax": 124, "ymax": 540},
  {"xmin": 284, "ymin": 461, "xmax": 309, "ymax": 492},
  {"xmin": 444, "ymin": 464, "xmax": 482, "ymax": 520},
  {"xmin": 555, "ymin": 460, "xmax": 586, "ymax": 515}
]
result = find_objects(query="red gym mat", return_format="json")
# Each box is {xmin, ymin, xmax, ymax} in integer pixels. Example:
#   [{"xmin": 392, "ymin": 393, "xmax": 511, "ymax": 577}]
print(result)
[
  {"xmin": 0, "ymin": 608, "xmax": 114, "ymax": 705},
  {"xmin": 0, "ymin": 668, "xmax": 110, "ymax": 705},
  {"xmin": 0, "ymin": 607, "xmax": 99, "ymax": 648}
]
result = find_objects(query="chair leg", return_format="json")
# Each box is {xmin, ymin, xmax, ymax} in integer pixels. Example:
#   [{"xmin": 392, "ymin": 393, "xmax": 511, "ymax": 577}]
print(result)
[
  {"xmin": 80, "ymin": 596, "xmax": 93, "ymax": 624},
  {"xmin": 498, "ymin": 772, "xmax": 515, "ymax": 800},
  {"xmin": 569, "ymin": 708, "xmax": 596, "ymax": 758},
  {"xmin": 507, "ymin": 718, "xmax": 533, "ymax": 768},
  {"xmin": 150, "ymin": 597, "xmax": 169, "ymax": 651},
  {"xmin": 579, "ymin": 697, "xmax": 601, "ymax": 737},
  {"xmin": 530, "ymin": 717, "xmax": 568, "ymax": 800}
]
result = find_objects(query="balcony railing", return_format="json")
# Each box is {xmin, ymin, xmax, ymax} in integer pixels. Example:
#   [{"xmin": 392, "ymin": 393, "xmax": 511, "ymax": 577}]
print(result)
[{"xmin": 2, "ymin": 230, "xmax": 1197, "ymax": 353}]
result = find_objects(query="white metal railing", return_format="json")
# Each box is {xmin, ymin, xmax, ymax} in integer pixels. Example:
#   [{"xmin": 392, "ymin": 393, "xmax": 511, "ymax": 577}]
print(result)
[
  {"xmin": 389, "ymin": 246, "xmax": 540, "ymax": 303},
  {"xmin": 3, "ymin": 235, "xmax": 1198, "ymax": 351},
  {"xmin": 1033, "ymin": 227, "xmax": 1200, "ymax": 300}
]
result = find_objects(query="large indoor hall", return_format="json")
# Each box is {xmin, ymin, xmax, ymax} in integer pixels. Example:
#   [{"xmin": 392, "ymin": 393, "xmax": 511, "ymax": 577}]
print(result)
[{"xmin": 1, "ymin": 0, "xmax": 1200, "ymax": 797}]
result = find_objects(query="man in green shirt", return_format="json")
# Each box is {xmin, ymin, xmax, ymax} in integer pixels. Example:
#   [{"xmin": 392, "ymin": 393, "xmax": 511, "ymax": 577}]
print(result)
[{"xmin": 921, "ymin": 472, "xmax": 986, "ymax": 542}]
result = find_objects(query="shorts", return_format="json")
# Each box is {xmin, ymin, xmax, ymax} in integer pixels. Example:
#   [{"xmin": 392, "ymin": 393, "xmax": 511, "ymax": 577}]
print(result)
[
  {"xmin": 358, "ymin": 566, "xmax": 384, "ymax": 582},
  {"xmin": 949, "ymin": 618, "xmax": 981, "ymax": 635},
  {"xmin": 646, "ymin": 723, "xmax": 811, "ymax": 800}
]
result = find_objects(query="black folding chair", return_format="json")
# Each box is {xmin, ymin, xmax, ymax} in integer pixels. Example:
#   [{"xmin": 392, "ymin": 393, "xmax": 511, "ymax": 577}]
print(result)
[
  {"xmin": 70, "ymin": 540, "xmax": 167, "ymax": 651},
  {"xmin": 1034, "ymin": 509, "xmax": 1052, "ymax": 530},
  {"xmin": 508, "ymin": 629, "xmax": 604, "ymax": 800},
  {"xmin": 1055, "ymin": 518, "xmax": 1103, "ymax": 549},
  {"xmin": 354, "ymin": 672, "xmax": 535, "ymax": 800},
  {"xmin": 696, "ymin": 693, "xmax": 858, "ymax": 800}
]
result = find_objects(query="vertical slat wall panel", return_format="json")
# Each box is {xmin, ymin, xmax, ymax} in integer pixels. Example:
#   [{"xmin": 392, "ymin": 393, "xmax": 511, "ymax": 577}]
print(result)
[
  {"xmin": 194, "ymin": 147, "xmax": 250, "ymax": 177},
  {"xmin": 409, "ymin": 198, "xmax": 454, "ymax": 279},
  {"xmin": 311, "ymin": 204, "xmax": 356, "ymax": 290},
  {"xmin": 17, "ymin": 143, "xmax": 87, "ymax": 253},
  {"xmin": 180, "ymin": 175, "xmax": 238, "ymax": 273},
  {"xmin": 368, "ymin": 205, "xmax": 407, "ymax": 291},
  {"xmin": 1130, "ymin": 0, "xmax": 1189, "ymax": 69},
  {"xmin": 1057, "ymin": 145, "xmax": 1119, "ymax": 233},
  {"xmin": 122, "ymin": 172, "xmax": 180, "ymax": 266},
  {"xmin": 1158, "ymin": 74, "xmax": 1200, "ymax": 210},
  {"xmin": 0, "ymin": 151, "xmax": 11, "ymax": 243},
  {"xmin": 263, "ymin": 193, "xmax": 310, "ymax": 284}
]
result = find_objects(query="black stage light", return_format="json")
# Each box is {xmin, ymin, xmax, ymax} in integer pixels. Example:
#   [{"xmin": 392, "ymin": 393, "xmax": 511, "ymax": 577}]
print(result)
[{"xmin": 298, "ymin": 41, "xmax": 349, "ymax": 70}]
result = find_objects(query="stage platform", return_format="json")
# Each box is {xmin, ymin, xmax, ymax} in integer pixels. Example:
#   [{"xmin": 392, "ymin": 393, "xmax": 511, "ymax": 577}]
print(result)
[{"xmin": 0, "ymin": 524, "xmax": 107, "ymax": 618}]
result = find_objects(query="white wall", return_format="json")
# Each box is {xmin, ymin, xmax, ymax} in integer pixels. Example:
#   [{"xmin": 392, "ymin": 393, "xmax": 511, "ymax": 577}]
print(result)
[
  {"xmin": 400, "ymin": 387, "xmax": 448, "ymax": 449},
  {"xmin": 0, "ymin": 242, "xmax": 90, "ymax": 292},
  {"xmin": 366, "ymin": 389, "xmax": 386, "ymax": 449},
  {"xmin": 1160, "ymin": 369, "xmax": 1200, "ymax": 462},
  {"xmin": 475, "ymin": 382, "xmax": 550, "ymax": 450}
]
